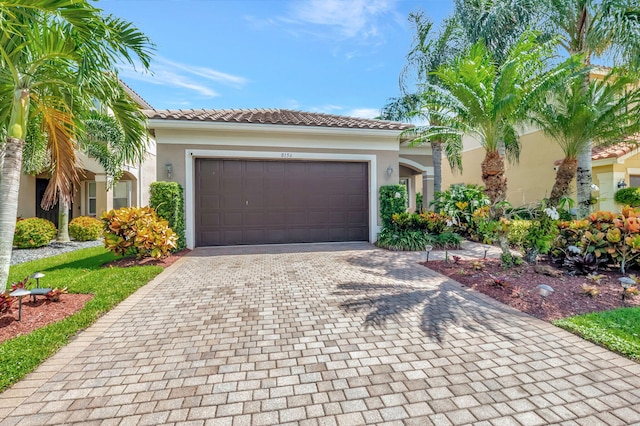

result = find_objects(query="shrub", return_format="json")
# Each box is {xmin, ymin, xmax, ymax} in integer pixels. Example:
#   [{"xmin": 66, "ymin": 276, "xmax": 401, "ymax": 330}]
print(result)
[
  {"xmin": 380, "ymin": 185, "xmax": 407, "ymax": 228},
  {"xmin": 149, "ymin": 182, "xmax": 185, "ymax": 250},
  {"xmin": 434, "ymin": 232, "xmax": 463, "ymax": 249},
  {"xmin": 431, "ymin": 184, "xmax": 491, "ymax": 241},
  {"xmin": 102, "ymin": 206, "xmax": 177, "ymax": 259},
  {"xmin": 68, "ymin": 216, "xmax": 103, "ymax": 241},
  {"xmin": 553, "ymin": 207, "xmax": 640, "ymax": 273},
  {"xmin": 0, "ymin": 292, "xmax": 13, "ymax": 314},
  {"xmin": 507, "ymin": 219, "xmax": 531, "ymax": 248},
  {"xmin": 13, "ymin": 217, "xmax": 56, "ymax": 248},
  {"xmin": 615, "ymin": 188, "xmax": 640, "ymax": 207},
  {"xmin": 376, "ymin": 227, "xmax": 435, "ymax": 251}
]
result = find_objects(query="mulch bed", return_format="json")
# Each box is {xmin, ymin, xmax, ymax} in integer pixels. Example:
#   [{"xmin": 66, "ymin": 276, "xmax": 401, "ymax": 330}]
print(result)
[
  {"xmin": 425, "ymin": 257, "xmax": 640, "ymax": 321},
  {"xmin": 0, "ymin": 249, "xmax": 190, "ymax": 343}
]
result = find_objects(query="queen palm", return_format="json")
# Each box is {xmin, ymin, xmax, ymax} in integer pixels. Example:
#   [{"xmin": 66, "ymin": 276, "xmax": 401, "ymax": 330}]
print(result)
[
  {"xmin": 530, "ymin": 71, "xmax": 640, "ymax": 206},
  {"xmin": 0, "ymin": 2, "xmax": 152, "ymax": 287},
  {"xmin": 419, "ymin": 33, "xmax": 576, "ymax": 214},
  {"xmin": 543, "ymin": 0, "xmax": 640, "ymax": 216}
]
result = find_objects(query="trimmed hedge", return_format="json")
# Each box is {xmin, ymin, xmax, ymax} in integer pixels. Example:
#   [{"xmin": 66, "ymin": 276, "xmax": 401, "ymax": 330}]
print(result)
[
  {"xmin": 13, "ymin": 217, "xmax": 56, "ymax": 248},
  {"xmin": 380, "ymin": 185, "xmax": 407, "ymax": 228},
  {"xmin": 149, "ymin": 181, "xmax": 185, "ymax": 250},
  {"xmin": 614, "ymin": 187, "xmax": 640, "ymax": 207},
  {"xmin": 69, "ymin": 216, "xmax": 103, "ymax": 241}
]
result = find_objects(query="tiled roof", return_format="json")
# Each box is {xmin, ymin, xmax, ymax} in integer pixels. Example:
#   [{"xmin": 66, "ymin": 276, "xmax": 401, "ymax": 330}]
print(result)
[
  {"xmin": 592, "ymin": 140, "xmax": 639, "ymax": 160},
  {"xmin": 143, "ymin": 108, "xmax": 413, "ymax": 131},
  {"xmin": 554, "ymin": 140, "xmax": 640, "ymax": 165},
  {"xmin": 119, "ymin": 80, "xmax": 153, "ymax": 109}
]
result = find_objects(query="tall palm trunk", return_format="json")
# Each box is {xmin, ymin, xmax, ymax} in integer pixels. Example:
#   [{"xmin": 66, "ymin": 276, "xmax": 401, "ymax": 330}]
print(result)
[
  {"xmin": 550, "ymin": 157, "xmax": 578, "ymax": 206},
  {"xmin": 0, "ymin": 137, "xmax": 25, "ymax": 287},
  {"xmin": 57, "ymin": 195, "xmax": 70, "ymax": 242},
  {"xmin": 576, "ymin": 146, "xmax": 593, "ymax": 217},
  {"xmin": 432, "ymin": 140, "xmax": 443, "ymax": 194},
  {"xmin": 481, "ymin": 150, "xmax": 507, "ymax": 217}
]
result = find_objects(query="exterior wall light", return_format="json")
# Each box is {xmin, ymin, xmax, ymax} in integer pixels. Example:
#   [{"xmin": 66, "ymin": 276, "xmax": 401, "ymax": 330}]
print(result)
[
  {"xmin": 386, "ymin": 166, "xmax": 393, "ymax": 177},
  {"xmin": 166, "ymin": 162, "xmax": 173, "ymax": 180},
  {"xmin": 618, "ymin": 179, "xmax": 627, "ymax": 189}
]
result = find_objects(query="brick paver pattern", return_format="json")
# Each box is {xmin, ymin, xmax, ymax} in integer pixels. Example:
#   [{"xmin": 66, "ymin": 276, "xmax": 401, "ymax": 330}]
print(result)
[{"xmin": 2, "ymin": 242, "xmax": 640, "ymax": 425}]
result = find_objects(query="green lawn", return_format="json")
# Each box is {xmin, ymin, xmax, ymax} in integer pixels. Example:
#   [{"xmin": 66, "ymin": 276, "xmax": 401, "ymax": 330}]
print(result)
[
  {"xmin": 0, "ymin": 247, "xmax": 163, "ymax": 392},
  {"xmin": 554, "ymin": 307, "xmax": 640, "ymax": 360}
]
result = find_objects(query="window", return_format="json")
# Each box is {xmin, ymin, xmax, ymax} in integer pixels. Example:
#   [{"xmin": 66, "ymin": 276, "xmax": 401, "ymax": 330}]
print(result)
[
  {"xmin": 630, "ymin": 175, "xmax": 640, "ymax": 188},
  {"xmin": 400, "ymin": 178, "xmax": 410, "ymax": 210},
  {"xmin": 88, "ymin": 182, "xmax": 96, "ymax": 216},
  {"xmin": 113, "ymin": 181, "xmax": 130, "ymax": 209}
]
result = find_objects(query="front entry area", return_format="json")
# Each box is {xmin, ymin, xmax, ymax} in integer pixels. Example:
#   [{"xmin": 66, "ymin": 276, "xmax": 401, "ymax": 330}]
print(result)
[{"xmin": 194, "ymin": 159, "xmax": 369, "ymax": 246}]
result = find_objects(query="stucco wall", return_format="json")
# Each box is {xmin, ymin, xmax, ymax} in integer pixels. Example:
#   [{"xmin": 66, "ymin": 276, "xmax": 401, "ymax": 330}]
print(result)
[
  {"xmin": 152, "ymin": 125, "xmax": 402, "ymax": 247},
  {"xmin": 441, "ymin": 129, "xmax": 568, "ymax": 206}
]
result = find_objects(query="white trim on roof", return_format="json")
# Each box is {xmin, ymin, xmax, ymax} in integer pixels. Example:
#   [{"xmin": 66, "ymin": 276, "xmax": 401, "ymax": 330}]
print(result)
[{"xmin": 148, "ymin": 118, "xmax": 406, "ymax": 139}]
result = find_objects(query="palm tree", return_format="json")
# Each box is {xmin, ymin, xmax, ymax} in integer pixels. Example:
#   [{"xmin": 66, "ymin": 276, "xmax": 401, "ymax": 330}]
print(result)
[
  {"xmin": 543, "ymin": 0, "xmax": 640, "ymax": 216},
  {"xmin": 381, "ymin": 2, "xmax": 542, "ymax": 195},
  {"xmin": 379, "ymin": 12, "xmax": 463, "ymax": 195},
  {"xmin": 417, "ymin": 32, "xmax": 576, "ymax": 214},
  {"xmin": 0, "ymin": 2, "xmax": 152, "ymax": 287},
  {"xmin": 530, "ymin": 70, "xmax": 640, "ymax": 205}
]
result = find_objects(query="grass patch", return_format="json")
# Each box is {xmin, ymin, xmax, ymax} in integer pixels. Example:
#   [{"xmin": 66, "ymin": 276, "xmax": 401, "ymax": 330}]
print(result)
[
  {"xmin": 553, "ymin": 307, "xmax": 640, "ymax": 360},
  {"xmin": 0, "ymin": 247, "xmax": 163, "ymax": 391}
]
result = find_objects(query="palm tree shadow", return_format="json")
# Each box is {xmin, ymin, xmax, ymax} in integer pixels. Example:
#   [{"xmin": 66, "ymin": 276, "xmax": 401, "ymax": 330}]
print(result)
[{"xmin": 336, "ymin": 281, "xmax": 508, "ymax": 342}]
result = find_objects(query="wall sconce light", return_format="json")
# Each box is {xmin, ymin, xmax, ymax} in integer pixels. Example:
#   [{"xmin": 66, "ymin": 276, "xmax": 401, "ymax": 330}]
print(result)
[
  {"xmin": 166, "ymin": 162, "xmax": 173, "ymax": 180},
  {"xmin": 618, "ymin": 179, "xmax": 627, "ymax": 189},
  {"xmin": 386, "ymin": 166, "xmax": 393, "ymax": 177}
]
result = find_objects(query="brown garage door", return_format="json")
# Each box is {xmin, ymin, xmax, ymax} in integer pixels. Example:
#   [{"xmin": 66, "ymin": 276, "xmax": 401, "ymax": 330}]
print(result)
[{"xmin": 195, "ymin": 159, "xmax": 369, "ymax": 246}]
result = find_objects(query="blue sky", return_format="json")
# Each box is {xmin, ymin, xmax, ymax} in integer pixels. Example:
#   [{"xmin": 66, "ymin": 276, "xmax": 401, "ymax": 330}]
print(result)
[{"xmin": 99, "ymin": 0, "xmax": 454, "ymax": 118}]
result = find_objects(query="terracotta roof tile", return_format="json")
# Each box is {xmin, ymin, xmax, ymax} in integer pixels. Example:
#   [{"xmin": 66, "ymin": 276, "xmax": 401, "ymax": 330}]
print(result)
[
  {"xmin": 591, "ymin": 140, "xmax": 639, "ymax": 161},
  {"xmin": 554, "ymin": 139, "xmax": 640, "ymax": 166},
  {"xmin": 143, "ymin": 108, "xmax": 413, "ymax": 131}
]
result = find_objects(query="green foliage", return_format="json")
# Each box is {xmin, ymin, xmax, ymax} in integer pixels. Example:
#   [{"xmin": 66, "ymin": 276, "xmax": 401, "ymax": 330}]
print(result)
[
  {"xmin": 416, "ymin": 192, "xmax": 423, "ymax": 211},
  {"xmin": 376, "ymin": 224, "xmax": 462, "ymax": 252},
  {"xmin": 554, "ymin": 207, "xmax": 640, "ymax": 273},
  {"xmin": 102, "ymin": 206, "xmax": 177, "ymax": 259},
  {"xmin": 0, "ymin": 247, "xmax": 162, "ymax": 391},
  {"xmin": 435, "ymin": 232, "xmax": 463, "ymax": 249},
  {"xmin": 68, "ymin": 216, "xmax": 103, "ymax": 241},
  {"xmin": 150, "ymin": 181, "xmax": 186, "ymax": 250},
  {"xmin": 431, "ymin": 184, "xmax": 489, "ymax": 227},
  {"xmin": 380, "ymin": 185, "xmax": 408, "ymax": 228},
  {"xmin": 376, "ymin": 228, "xmax": 436, "ymax": 251},
  {"xmin": 554, "ymin": 307, "xmax": 640, "ymax": 360},
  {"xmin": 615, "ymin": 188, "xmax": 640, "ymax": 207},
  {"xmin": 391, "ymin": 211, "xmax": 450, "ymax": 234},
  {"xmin": 508, "ymin": 220, "xmax": 532, "ymax": 248},
  {"xmin": 13, "ymin": 217, "xmax": 56, "ymax": 249}
]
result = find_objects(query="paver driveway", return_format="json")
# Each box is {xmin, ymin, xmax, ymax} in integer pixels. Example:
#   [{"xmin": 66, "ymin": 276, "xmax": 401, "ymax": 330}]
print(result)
[{"xmin": 2, "ymin": 242, "xmax": 640, "ymax": 425}]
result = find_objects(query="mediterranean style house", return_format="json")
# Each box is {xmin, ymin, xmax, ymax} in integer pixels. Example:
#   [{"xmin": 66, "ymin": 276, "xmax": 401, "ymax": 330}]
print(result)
[
  {"xmin": 16, "ymin": 86, "xmax": 435, "ymax": 249},
  {"xmin": 441, "ymin": 132, "xmax": 640, "ymax": 212}
]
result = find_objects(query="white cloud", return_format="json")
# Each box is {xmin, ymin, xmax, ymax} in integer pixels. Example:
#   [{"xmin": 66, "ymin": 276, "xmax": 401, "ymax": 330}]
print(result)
[
  {"xmin": 117, "ymin": 56, "xmax": 248, "ymax": 100},
  {"xmin": 288, "ymin": 0, "xmax": 397, "ymax": 39},
  {"xmin": 346, "ymin": 108, "xmax": 381, "ymax": 119}
]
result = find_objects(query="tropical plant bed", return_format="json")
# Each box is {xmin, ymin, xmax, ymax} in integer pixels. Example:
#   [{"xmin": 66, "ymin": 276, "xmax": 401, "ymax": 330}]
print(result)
[
  {"xmin": 424, "ymin": 258, "xmax": 640, "ymax": 321},
  {"xmin": 0, "ymin": 294, "xmax": 93, "ymax": 344}
]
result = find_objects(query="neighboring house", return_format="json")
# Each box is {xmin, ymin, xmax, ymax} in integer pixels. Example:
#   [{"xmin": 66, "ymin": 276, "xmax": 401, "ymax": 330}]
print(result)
[
  {"xmin": 144, "ymin": 109, "xmax": 431, "ymax": 248},
  {"xmin": 17, "ymin": 83, "xmax": 157, "ymax": 228},
  {"xmin": 440, "ymin": 131, "xmax": 640, "ymax": 212}
]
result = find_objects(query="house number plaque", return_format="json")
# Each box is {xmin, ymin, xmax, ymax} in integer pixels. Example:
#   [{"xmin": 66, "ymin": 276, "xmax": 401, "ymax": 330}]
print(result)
[{"xmin": 281, "ymin": 153, "xmax": 293, "ymax": 158}]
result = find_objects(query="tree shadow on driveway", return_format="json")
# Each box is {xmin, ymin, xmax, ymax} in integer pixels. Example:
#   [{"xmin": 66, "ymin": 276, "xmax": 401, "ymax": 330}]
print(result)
[{"xmin": 334, "ymin": 280, "xmax": 520, "ymax": 343}]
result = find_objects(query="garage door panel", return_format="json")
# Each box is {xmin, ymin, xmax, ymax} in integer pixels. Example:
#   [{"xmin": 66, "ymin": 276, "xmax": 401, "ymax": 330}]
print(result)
[{"xmin": 195, "ymin": 159, "xmax": 368, "ymax": 246}]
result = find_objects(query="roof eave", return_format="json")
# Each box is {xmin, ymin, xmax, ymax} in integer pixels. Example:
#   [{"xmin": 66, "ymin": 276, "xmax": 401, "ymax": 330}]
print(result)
[{"xmin": 146, "ymin": 118, "xmax": 408, "ymax": 138}]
